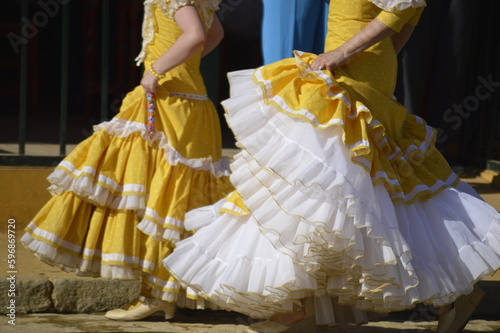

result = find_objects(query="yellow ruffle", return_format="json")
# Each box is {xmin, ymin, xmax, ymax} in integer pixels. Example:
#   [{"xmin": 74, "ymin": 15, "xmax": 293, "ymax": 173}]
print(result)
[
  {"xmin": 253, "ymin": 51, "xmax": 457, "ymax": 203},
  {"xmin": 24, "ymin": 131, "xmax": 232, "ymax": 299},
  {"xmin": 23, "ymin": 193, "xmax": 184, "ymax": 299}
]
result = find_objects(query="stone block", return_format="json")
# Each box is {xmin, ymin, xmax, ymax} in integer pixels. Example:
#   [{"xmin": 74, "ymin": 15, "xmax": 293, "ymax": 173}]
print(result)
[
  {"xmin": 0, "ymin": 275, "xmax": 54, "ymax": 314},
  {"xmin": 51, "ymin": 278, "xmax": 141, "ymax": 313}
]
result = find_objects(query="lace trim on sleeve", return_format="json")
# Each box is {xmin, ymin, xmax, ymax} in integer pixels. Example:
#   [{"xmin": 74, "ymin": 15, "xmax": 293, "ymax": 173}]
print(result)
[
  {"xmin": 135, "ymin": 0, "xmax": 156, "ymax": 66},
  {"xmin": 159, "ymin": 0, "xmax": 220, "ymax": 27},
  {"xmin": 197, "ymin": 0, "xmax": 221, "ymax": 28},
  {"xmin": 157, "ymin": 0, "xmax": 196, "ymax": 19},
  {"xmin": 368, "ymin": 0, "xmax": 426, "ymax": 11}
]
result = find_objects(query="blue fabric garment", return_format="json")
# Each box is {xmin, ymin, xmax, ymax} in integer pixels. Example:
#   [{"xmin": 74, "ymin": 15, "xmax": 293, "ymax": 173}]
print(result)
[{"xmin": 261, "ymin": 0, "xmax": 329, "ymax": 65}]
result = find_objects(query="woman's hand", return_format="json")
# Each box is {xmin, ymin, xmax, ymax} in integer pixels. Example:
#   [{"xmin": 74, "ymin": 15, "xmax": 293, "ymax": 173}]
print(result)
[
  {"xmin": 141, "ymin": 70, "xmax": 160, "ymax": 94},
  {"xmin": 312, "ymin": 18, "xmax": 396, "ymax": 72},
  {"xmin": 311, "ymin": 49, "xmax": 349, "ymax": 71}
]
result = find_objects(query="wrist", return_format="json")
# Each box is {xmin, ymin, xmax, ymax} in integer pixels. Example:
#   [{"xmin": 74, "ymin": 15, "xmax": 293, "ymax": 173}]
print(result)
[
  {"xmin": 339, "ymin": 42, "xmax": 358, "ymax": 59},
  {"xmin": 147, "ymin": 62, "xmax": 166, "ymax": 80}
]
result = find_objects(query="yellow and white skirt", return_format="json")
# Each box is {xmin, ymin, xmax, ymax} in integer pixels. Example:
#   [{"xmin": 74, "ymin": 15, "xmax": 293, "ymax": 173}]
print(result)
[
  {"xmin": 163, "ymin": 52, "xmax": 500, "ymax": 321},
  {"xmin": 21, "ymin": 84, "xmax": 233, "ymax": 304}
]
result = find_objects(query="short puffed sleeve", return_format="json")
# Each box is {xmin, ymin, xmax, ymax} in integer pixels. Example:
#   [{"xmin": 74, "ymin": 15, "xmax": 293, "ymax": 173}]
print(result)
[
  {"xmin": 198, "ymin": 0, "xmax": 221, "ymax": 28},
  {"xmin": 135, "ymin": 0, "xmax": 221, "ymax": 65},
  {"xmin": 158, "ymin": 0, "xmax": 197, "ymax": 19},
  {"xmin": 376, "ymin": 5, "xmax": 425, "ymax": 32},
  {"xmin": 158, "ymin": 0, "xmax": 221, "ymax": 27}
]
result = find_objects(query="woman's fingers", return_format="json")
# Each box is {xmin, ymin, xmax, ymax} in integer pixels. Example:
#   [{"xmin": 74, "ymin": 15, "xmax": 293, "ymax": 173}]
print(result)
[
  {"xmin": 311, "ymin": 59, "xmax": 325, "ymax": 71},
  {"xmin": 312, "ymin": 50, "xmax": 348, "ymax": 71}
]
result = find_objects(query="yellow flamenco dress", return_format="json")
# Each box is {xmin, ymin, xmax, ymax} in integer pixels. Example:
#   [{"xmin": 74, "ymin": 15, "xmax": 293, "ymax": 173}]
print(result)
[
  {"xmin": 163, "ymin": 0, "xmax": 500, "ymax": 326},
  {"xmin": 21, "ymin": 0, "xmax": 233, "ymax": 305}
]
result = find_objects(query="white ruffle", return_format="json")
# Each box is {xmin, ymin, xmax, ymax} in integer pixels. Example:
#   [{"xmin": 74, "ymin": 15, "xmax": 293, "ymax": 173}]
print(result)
[
  {"xmin": 165, "ymin": 181, "xmax": 500, "ymax": 317},
  {"xmin": 368, "ymin": 0, "xmax": 426, "ymax": 11},
  {"xmin": 157, "ymin": 0, "xmax": 220, "ymax": 25},
  {"xmin": 47, "ymin": 161, "xmax": 186, "ymax": 244},
  {"xmin": 163, "ymin": 65, "xmax": 500, "ymax": 317},
  {"xmin": 46, "ymin": 118, "xmax": 229, "ymax": 208},
  {"xmin": 94, "ymin": 118, "xmax": 230, "ymax": 178},
  {"xmin": 224, "ymin": 69, "xmax": 457, "ymax": 202},
  {"xmin": 137, "ymin": 213, "xmax": 184, "ymax": 243},
  {"xmin": 48, "ymin": 161, "xmax": 147, "ymax": 210},
  {"xmin": 157, "ymin": 0, "xmax": 196, "ymax": 19},
  {"xmin": 22, "ymin": 224, "xmax": 145, "ymax": 279},
  {"xmin": 184, "ymin": 199, "xmax": 226, "ymax": 230},
  {"xmin": 94, "ymin": 118, "xmax": 229, "ymax": 178}
]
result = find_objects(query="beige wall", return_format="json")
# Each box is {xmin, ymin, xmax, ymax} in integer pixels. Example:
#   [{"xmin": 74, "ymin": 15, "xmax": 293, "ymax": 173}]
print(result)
[{"xmin": 0, "ymin": 167, "xmax": 52, "ymax": 233}]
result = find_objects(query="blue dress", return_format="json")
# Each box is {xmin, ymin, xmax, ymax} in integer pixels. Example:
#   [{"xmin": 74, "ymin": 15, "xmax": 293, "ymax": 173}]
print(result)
[{"xmin": 261, "ymin": 0, "xmax": 329, "ymax": 64}]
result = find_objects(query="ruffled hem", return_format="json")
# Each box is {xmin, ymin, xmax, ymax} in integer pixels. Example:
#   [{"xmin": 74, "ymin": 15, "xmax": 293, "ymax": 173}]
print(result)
[
  {"xmin": 21, "ymin": 222, "xmax": 192, "ymax": 302},
  {"xmin": 137, "ymin": 215, "xmax": 185, "ymax": 243},
  {"xmin": 48, "ymin": 160, "xmax": 147, "ymax": 210},
  {"xmin": 22, "ymin": 229, "xmax": 144, "ymax": 278},
  {"xmin": 47, "ymin": 158, "xmax": 231, "ymax": 243},
  {"xmin": 95, "ymin": 118, "xmax": 230, "ymax": 178},
  {"xmin": 46, "ymin": 117, "xmax": 230, "ymax": 230},
  {"xmin": 164, "ymin": 181, "xmax": 500, "ymax": 316}
]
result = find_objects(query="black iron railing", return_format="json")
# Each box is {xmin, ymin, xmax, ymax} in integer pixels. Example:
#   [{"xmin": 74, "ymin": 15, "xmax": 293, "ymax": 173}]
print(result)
[
  {"xmin": 2, "ymin": 0, "xmax": 499, "ymax": 169},
  {"xmin": 2, "ymin": 0, "xmax": 117, "ymax": 166}
]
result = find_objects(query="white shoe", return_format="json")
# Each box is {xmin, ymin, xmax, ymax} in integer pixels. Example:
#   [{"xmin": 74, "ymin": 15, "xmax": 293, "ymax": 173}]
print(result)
[
  {"xmin": 250, "ymin": 298, "xmax": 317, "ymax": 333},
  {"xmin": 436, "ymin": 286, "xmax": 485, "ymax": 333},
  {"xmin": 105, "ymin": 296, "xmax": 175, "ymax": 321}
]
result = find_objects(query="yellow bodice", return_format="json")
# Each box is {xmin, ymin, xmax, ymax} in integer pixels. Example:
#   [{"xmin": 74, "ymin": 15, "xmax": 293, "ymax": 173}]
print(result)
[
  {"xmin": 326, "ymin": 0, "xmax": 397, "ymax": 97},
  {"xmin": 143, "ymin": 6, "xmax": 208, "ymax": 95},
  {"xmin": 325, "ymin": 0, "xmax": 424, "ymax": 98}
]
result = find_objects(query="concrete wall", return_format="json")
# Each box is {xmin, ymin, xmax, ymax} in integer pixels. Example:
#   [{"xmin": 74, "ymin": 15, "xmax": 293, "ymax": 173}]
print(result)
[{"xmin": 0, "ymin": 167, "xmax": 52, "ymax": 233}]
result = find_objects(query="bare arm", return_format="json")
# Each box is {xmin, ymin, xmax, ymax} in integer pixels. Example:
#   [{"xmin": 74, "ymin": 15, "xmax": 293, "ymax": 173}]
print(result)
[
  {"xmin": 201, "ymin": 15, "xmax": 224, "ymax": 58},
  {"xmin": 391, "ymin": 24, "xmax": 416, "ymax": 55},
  {"xmin": 141, "ymin": 5, "xmax": 206, "ymax": 93},
  {"xmin": 311, "ymin": 18, "xmax": 396, "ymax": 71}
]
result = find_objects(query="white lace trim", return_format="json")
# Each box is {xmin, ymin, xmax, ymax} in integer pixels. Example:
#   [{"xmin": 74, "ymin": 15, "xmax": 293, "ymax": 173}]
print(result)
[
  {"xmin": 136, "ymin": 0, "xmax": 156, "ymax": 66},
  {"xmin": 138, "ymin": 212, "xmax": 184, "ymax": 243},
  {"xmin": 170, "ymin": 91, "xmax": 208, "ymax": 100},
  {"xmin": 93, "ymin": 118, "xmax": 230, "ymax": 178},
  {"xmin": 21, "ymin": 223, "xmax": 156, "ymax": 276},
  {"xmin": 368, "ymin": 0, "xmax": 426, "ymax": 11},
  {"xmin": 136, "ymin": 0, "xmax": 221, "ymax": 65}
]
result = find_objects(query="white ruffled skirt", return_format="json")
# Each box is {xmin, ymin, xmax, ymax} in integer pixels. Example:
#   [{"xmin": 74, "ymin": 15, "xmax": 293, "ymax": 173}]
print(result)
[{"xmin": 163, "ymin": 67, "xmax": 500, "ymax": 321}]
